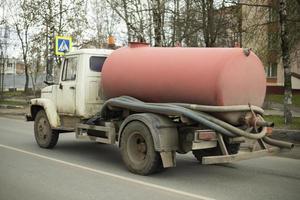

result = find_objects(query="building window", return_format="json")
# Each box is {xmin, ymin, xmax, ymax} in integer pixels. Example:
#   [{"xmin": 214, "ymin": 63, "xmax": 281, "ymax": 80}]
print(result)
[{"xmin": 266, "ymin": 63, "xmax": 277, "ymax": 78}]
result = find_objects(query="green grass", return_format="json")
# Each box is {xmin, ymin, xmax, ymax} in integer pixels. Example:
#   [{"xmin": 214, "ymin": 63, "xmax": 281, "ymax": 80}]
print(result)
[
  {"xmin": 2, "ymin": 91, "xmax": 26, "ymax": 97},
  {"xmin": 0, "ymin": 100, "xmax": 28, "ymax": 106},
  {"xmin": 264, "ymin": 115, "xmax": 300, "ymax": 130},
  {"xmin": 265, "ymin": 94, "xmax": 300, "ymax": 107}
]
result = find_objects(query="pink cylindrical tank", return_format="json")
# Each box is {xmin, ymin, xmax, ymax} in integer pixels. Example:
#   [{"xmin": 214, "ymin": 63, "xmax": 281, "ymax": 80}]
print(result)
[{"xmin": 102, "ymin": 44, "xmax": 266, "ymax": 107}]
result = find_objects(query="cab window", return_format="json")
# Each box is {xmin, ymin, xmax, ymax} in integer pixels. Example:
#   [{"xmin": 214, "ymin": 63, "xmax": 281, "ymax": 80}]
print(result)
[
  {"xmin": 90, "ymin": 56, "xmax": 106, "ymax": 72},
  {"xmin": 62, "ymin": 57, "xmax": 77, "ymax": 81}
]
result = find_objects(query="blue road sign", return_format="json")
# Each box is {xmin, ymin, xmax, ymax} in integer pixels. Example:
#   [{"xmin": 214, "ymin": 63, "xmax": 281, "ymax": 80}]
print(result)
[{"xmin": 55, "ymin": 36, "xmax": 72, "ymax": 55}]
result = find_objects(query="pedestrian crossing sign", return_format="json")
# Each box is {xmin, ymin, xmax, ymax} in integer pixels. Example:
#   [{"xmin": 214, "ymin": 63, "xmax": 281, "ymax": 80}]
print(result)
[{"xmin": 55, "ymin": 36, "xmax": 72, "ymax": 56}]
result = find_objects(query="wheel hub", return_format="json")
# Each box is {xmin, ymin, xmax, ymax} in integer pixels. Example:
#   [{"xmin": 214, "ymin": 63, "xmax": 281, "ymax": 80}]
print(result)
[
  {"xmin": 38, "ymin": 118, "xmax": 48, "ymax": 140},
  {"xmin": 137, "ymin": 142, "xmax": 147, "ymax": 153},
  {"xmin": 128, "ymin": 133, "xmax": 148, "ymax": 162}
]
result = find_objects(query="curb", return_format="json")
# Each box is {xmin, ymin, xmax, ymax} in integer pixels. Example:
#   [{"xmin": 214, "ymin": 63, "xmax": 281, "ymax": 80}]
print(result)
[
  {"xmin": 264, "ymin": 110, "xmax": 300, "ymax": 118},
  {"xmin": 0, "ymin": 105, "xmax": 24, "ymax": 109},
  {"xmin": 271, "ymin": 129, "xmax": 300, "ymax": 144}
]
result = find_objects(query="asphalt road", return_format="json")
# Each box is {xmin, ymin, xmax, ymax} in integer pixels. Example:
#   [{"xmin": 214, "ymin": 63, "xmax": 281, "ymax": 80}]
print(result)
[{"xmin": 0, "ymin": 117, "xmax": 299, "ymax": 200}]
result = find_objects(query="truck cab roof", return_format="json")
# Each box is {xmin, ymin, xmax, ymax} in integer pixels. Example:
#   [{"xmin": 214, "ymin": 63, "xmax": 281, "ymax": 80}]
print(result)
[{"xmin": 66, "ymin": 48, "xmax": 114, "ymax": 56}]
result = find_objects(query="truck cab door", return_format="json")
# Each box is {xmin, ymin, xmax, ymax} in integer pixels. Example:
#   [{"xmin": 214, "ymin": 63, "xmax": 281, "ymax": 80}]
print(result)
[{"xmin": 56, "ymin": 56, "xmax": 77, "ymax": 115}]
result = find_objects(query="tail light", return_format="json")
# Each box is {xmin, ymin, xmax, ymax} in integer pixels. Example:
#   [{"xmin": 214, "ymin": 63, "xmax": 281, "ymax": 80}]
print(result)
[
  {"xmin": 195, "ymin": 130, "xmax": 217, "ymax": 141},
  {"xmin": 266, "ymin": 127, "xmax": 273, "ymax": 136}
]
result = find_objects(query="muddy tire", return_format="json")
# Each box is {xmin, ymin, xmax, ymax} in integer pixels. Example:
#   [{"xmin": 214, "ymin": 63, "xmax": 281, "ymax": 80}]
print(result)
[
  {"xmin": 34, "ymin": 110, "xmax": 59, "ymax": 149},
  {"xmin": 120, "ymin": 121, "xmax": 162, "ymax": 175}
]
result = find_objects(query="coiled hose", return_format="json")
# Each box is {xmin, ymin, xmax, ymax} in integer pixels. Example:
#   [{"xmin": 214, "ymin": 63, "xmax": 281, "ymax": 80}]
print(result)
[{"xmin": 101, "ymin": 96, "xmax": 293, "ymax": 149}]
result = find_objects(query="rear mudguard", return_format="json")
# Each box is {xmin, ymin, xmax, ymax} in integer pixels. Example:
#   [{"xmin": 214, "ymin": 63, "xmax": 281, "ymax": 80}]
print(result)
[{"xmin": 118, "ymin": 113, "xmax": 178, "ymax": 168}]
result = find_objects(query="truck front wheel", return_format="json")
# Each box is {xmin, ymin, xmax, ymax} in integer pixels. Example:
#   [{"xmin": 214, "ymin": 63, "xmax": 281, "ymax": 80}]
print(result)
[
  {"xmin": 34, "ymin": 110, "xmax": 59, "ymax": 149},
  {"xmin": 120, "ymin": 121, "xmax": 162, "ymax": 175}
]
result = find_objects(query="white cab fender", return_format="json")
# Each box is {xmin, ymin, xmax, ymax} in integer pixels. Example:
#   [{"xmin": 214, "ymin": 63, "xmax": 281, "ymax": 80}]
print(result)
[{"xmin": 30, "ymin": 98, "xmax": 61, "ymax": 128}]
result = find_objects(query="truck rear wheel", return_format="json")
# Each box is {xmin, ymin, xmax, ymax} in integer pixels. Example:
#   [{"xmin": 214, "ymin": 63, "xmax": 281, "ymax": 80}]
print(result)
[
  {"xmin": 34, "ymin": 110, "xmax": 59, "ymax": 149},
  {"xmin": 120, "ymin": 121, "xmax": 162, "ymax": 175}
]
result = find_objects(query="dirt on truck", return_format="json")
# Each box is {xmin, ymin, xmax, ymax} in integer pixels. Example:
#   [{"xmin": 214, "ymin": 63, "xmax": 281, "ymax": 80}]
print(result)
[{"xmin": 26, "ymin": 44, "xmax": 294, "ymax": 175}]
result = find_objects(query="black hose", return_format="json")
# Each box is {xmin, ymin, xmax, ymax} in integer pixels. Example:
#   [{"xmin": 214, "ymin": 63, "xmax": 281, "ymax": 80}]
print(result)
[
  {"xmin": 143, "ymin": 101, "xmax": 267, "ymax": 139},
  {"xmin": 101, "ymin": 96, "xmax": 295, "ymax": 148},
  {"xmin": 101, "ymin": 97, "xmax": 235, "ymax": 137},
  {"xmin": 101, "ymin": 96, "xmax": 267, "ymax": 138},
  {"xmin": 193, "ymin": 109, "xmax": 267, "ymax": 139},
  {"xmin": 174, "ymin": 103, "xmax": 264, "ymax": 115}
]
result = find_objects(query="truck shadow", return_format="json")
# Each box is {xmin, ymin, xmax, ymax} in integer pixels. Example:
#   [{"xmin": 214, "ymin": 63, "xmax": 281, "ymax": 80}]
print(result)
[
  {"xmin": 53, "ymin": 139, "xmax": 124, "ymax": 169},
  {"xmin": 47, "ymin": 136, "xmax": 300, "ymax": 185},
  {"xmin": 51, "ymin": 137, "xmax": 249, "ymax": 180}
]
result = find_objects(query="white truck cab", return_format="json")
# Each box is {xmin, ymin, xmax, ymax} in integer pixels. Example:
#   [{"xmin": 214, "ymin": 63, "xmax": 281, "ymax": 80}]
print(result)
[{"xmin": 29, "ymin": 49, "xmax": 113, "ymax": 130}]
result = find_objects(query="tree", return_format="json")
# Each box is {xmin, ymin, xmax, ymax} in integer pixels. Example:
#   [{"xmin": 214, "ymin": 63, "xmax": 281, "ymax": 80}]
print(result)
[
  {"xmin": 86, "ymin": 0, "xmax": 121, "ymax": 48},
  {"xmin": 28, "ymin": 39, "xmax": 44, "ymax": 96},
  {"xmin": 234, "ymin": 0, "xmax": 299, "ymax": 124},
  {"xmin": 286, "ymin": 0, "xmax": 300, "ymax": 52},
  {"xmin": 108, "ymin": 0, "xmax": 237, "ymax": 47},
  {"xmin": 108, "ymin": 0, "xmax": 150, "ymax": 43},
  {"xmin": 14, "ymin": 0, "xmax": 37, "ymax": 93},
  {"xmin": 29, "ymin": 0, "xmax": 87, "ymax": 81},
  {"xmin": 279, "ymin": 0, "xmax": 292, "ymax": 124},
  {"xmin": 152, "ymin": 0, "xmax": 165, "ymax": 46},
  {"xmin": 8, "ymin": 0, "xmax": 88, "ymax": 92}
]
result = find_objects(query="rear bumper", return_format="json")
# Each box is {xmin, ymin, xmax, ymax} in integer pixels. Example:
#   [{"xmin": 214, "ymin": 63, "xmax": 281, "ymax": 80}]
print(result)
[{"xmin": 202, "ymin": 147, "xmax": 281, "ymax": 164}]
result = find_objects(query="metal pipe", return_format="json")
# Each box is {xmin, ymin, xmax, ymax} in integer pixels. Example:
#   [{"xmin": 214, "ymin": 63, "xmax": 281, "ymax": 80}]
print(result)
[
  {"xmin": 174, "ymin": 103, "xmax": 264, "ymax": 115},
  {"xmin": 262, "ymin": 136, "xmax": 294, "ymax": 149},
  {"xmin": 121, "ymin": 96, "xmax": 265, "ymax": 115}
]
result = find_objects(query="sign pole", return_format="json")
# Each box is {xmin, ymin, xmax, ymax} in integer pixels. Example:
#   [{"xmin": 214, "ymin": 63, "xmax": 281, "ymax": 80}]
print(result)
[{"xmin": 45, "ymin": 24, "xmax": 51, "ymax": 82}]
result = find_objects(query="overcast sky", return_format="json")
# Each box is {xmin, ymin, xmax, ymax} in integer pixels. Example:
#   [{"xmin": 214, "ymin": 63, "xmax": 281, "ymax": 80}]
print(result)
[{"xmin": 0, "ymin": 0, "xmax": 127, "ymax": 59}]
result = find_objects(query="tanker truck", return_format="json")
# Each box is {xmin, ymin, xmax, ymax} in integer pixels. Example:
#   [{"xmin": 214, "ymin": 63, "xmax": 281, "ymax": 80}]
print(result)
[{"xmin": 26, "ymin": 42, "xmax": 293, "ymax": 175}]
